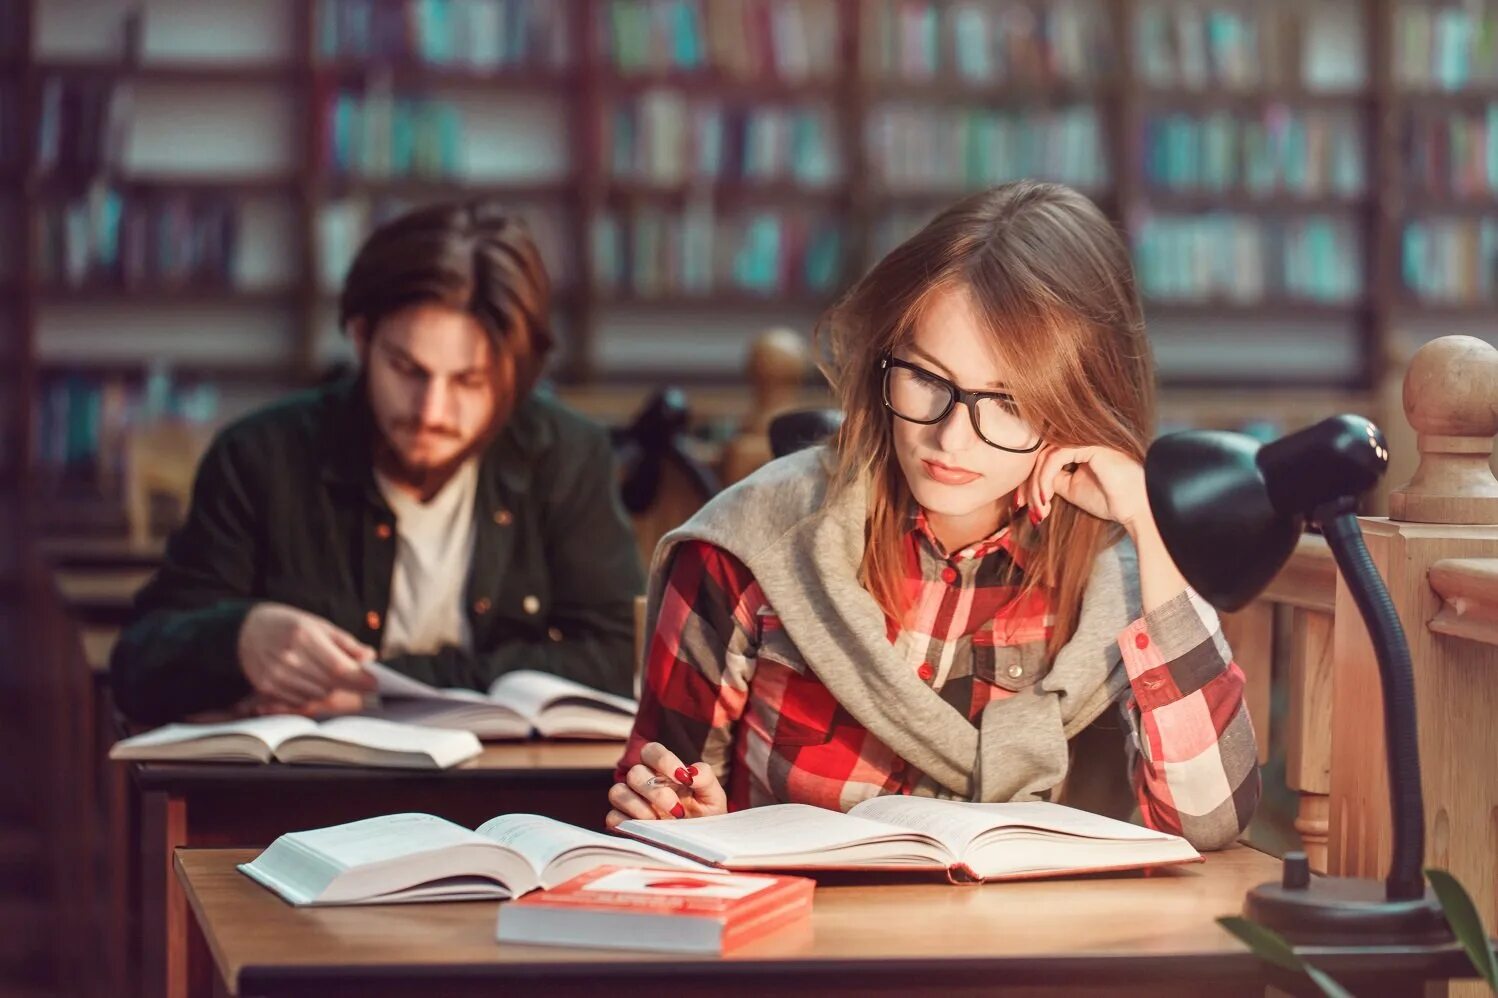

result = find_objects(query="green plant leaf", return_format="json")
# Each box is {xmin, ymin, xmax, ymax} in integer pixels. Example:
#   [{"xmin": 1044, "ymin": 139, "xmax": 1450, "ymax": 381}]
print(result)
[
  {"xmin": 1217, "ymin": 916, "xmax": 1355, "ymax": 998},
  {"xmin": 1426, "ymin": 868, "xmax": 1498, "ymax": 992}
]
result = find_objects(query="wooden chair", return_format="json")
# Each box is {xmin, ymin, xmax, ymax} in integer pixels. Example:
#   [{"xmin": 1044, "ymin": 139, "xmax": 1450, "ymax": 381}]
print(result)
[{"xmin": 612, "ymin": 388, "xmax": 720, "ymax": 576}]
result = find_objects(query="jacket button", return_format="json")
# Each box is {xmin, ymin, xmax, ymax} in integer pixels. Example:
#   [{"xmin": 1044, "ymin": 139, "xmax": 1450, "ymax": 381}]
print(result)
[
  {"xmin": 522, "ymin": 595, "xmax": 540, "ymax": 615},
  {"xmin": 940, "ymin": 567, "xmax": 958, "ymax": 585},
  {"xmin": 365, "ymin": 610, "xmax": 381, "ymax": 630},
  {"xmin": 493, "ymin": 508, "xmax": 513, "ymax": 526},
  {"xmin": 473, "ymin": 597, "xmax": 492, "ymax": 615},
  {"xmin": 1007, "ymin": 663, "xmax": 1024, "ymax": 679},
  {"xmin": 916, "ymin": 663, "xmax": 935, "ymax": 682},
  {"xmin": 375, "ymin": 523, "xmax": 392, "ymax": 540},
  {"xmin": 547, "ymin": 626, "xmax": 563, "ymax": 642}
]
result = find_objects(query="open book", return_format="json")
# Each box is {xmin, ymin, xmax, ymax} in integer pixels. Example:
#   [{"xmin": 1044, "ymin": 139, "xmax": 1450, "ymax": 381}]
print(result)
[
  {"xmin": 617, "ymin": 798, "xmax": 1202, "ymax": 882},
  {"xmin": 107, "ymin": 715, "xmax": 481, "ymax": 770},
  {"xmin": 366, "ymin": 663, "xmax": 638, "ymax": 740},
  {"xmin": 239, "ymin": 812, "xmax": 711, "ymax": 906}
]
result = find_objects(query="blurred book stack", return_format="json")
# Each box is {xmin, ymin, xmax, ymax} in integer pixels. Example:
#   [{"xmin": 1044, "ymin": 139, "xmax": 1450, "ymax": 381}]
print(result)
[
  {"xmin": 317, "ymin": 0, "xmax": 571, "ymax": 70},
  {"xmin": 598, "ymin": 0, "xmax": 839, "ymax": 82}
]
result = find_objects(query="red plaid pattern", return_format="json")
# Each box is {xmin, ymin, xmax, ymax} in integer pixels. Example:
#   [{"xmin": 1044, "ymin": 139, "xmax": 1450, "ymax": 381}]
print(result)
[{"xmin": 619, "ymin": 517, "xmax": 1258, "ymax": 846}]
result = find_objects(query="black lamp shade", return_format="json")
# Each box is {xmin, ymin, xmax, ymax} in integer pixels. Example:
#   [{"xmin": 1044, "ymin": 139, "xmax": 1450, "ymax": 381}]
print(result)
[{"xmin": 1144, "ymin": 415, "xmax": 1388, "ymax": 612}]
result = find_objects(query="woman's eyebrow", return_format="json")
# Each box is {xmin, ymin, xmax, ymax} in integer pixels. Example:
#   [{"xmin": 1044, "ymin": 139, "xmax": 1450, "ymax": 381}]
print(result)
[{"xmin": 907, "ymin": 344, "xmax": 1009, "ymax": 390}]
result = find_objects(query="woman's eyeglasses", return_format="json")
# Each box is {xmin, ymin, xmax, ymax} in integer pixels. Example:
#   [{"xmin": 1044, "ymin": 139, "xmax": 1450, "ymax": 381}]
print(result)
[{"xmin": 880, "ymin": 353, "xmax": 1042, "ymax": 453}]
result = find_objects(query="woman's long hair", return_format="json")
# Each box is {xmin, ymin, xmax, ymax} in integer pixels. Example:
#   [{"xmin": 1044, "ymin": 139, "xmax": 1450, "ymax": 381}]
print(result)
[{"xmin": 816, "ymin": 181, "xmax": 1156, "ymax": 657}]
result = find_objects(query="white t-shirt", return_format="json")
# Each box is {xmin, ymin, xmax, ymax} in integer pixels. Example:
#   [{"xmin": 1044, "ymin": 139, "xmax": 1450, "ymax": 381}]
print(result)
[{"xmin": 374, "ymin": 458, "xmax": 479, "ymax": 658}]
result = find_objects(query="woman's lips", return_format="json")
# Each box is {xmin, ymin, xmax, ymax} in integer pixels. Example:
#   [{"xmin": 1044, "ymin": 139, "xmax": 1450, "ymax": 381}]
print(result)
[{"xmin": 922, "ymin": 458, "xmax": 981, "ymax": 486}]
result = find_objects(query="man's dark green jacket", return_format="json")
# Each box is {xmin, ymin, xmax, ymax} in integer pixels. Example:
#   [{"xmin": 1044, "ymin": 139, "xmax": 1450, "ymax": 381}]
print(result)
[{"xmin": 111, "ymin": 377, "xmax": 646, "ymax": 725}]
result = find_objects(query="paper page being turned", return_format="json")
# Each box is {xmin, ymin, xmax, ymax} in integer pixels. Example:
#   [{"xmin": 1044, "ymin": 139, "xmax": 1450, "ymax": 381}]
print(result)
[{"xmin": 367, "ymin": 662, "xmax": 490, "ymax": 703}]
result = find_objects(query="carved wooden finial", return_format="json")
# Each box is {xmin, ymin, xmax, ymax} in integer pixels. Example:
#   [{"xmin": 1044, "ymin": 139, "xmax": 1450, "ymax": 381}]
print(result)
[
  {"xmin": 744, "ymin": 326, "xmax": 810, "ymax": 433},
  {"xmin": 1387, "ymin": 335, "xmax": 1498, "ymax": 524}
]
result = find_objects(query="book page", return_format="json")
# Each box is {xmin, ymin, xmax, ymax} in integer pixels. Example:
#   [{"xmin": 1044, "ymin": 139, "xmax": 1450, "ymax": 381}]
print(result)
[
  {"xmin": 286, "ymin": 813, "xmax": 491, "ymax": 870},
  {"xmin": 617, "ymin": 803, "xmax": 951, "ymax": 866},
  {"xmin": 110, "ymin": 715, "xmax": 317, "ymax": 754},
  {"xmin": 367, "ymin": 661, "xmax": 490, "ymax": 704},
  {"xmin": 475, "ymin": 813, "xmax": 710, "ymax": 880},
  {"xmin": 487, "ymin": 670, "xmax": 638, "ymax": 719},
  {"xmin": 301, "ymin": 716, "xmax": 480, "ymax": 764},
  {"xmin": 851, "ymin": 797, "xmax": 1177, "ymax": 859}
]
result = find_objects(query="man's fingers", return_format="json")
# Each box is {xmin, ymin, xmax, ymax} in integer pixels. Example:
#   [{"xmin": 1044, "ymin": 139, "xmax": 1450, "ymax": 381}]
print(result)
[
  {"xmin": 301, "ymin": 629, "xmax": 375, "ymax": 691},
  {"xmin": 326, "ymin": 625, "xmax": 378, "ymax": 665}
]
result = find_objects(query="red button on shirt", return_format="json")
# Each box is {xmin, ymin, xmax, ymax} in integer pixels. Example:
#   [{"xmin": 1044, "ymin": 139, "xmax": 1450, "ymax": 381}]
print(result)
[
  {"xmin": 917, "ymin": 663, "xmax": 935, "ymax": 682},
  {"xmin": 941, "ymin": 567, "xmax": 958, "ymax": 584},
  {"xmin": 1135, "ymin": 632, "xmax": 1150, "ymax": 649}
]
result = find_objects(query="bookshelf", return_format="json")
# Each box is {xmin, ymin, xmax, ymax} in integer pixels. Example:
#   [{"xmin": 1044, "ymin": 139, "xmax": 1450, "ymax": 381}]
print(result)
[{"xmin": 9, "ymin": 0, "xmax": 1494, "ymax": 531}]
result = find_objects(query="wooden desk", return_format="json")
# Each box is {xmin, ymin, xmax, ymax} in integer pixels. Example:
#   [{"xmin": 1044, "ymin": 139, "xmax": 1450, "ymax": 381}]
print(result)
[
  {"xmin": 177, "ymin": 846, "xmax": 1473, "ymax": 998},
  {"xmin": 134, "ymin": 742, "xmax": 622, "ymax": 998}
]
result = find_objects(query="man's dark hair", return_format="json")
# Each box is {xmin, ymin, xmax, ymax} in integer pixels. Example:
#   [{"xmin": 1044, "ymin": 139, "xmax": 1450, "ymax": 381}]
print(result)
[{"xmin": 339, "ymin": 201, "xmax": 554, "ymax": 405}]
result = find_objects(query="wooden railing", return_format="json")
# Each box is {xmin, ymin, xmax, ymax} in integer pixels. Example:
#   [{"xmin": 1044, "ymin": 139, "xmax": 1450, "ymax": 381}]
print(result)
[{"xmin": 1223, "ymin": 534, "xmax": 1336, "ymax": 873}]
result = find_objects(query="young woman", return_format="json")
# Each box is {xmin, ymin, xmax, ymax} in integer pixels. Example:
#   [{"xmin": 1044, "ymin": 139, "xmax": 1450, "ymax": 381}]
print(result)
[{"xmin": 609, "ymin": 181, "xmax": 1259, "ymax": 849}]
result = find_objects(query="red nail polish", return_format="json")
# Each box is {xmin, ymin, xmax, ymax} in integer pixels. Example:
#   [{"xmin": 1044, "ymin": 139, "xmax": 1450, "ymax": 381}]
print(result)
[
  {"xmin": 686, "ymin": 765, "xmax": 699, "ymax": 778},
  {"xmin": 670, "ymin": 803, "xmax": 686, "ymax": 819},
  {"xmin": 1028, "ymin": 508, "xmax": 1041, "ymax": 526},
  {"xmin": 674, "ymin": 767, "xmax": 691, "ymax": 784}
]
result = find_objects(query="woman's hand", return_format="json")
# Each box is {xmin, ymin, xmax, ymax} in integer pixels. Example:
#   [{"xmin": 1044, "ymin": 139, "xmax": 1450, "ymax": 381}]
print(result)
[
  {"xmin": 1020, "ymin": 444, "xmax": 1150, "ymax": 532},
  {"xmin": 605, "ymin": 741, "xmax": 728, "ymax": 830}
]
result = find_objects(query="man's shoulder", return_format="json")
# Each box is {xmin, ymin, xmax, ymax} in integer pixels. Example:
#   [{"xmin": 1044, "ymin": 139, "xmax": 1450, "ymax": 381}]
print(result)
[{"xmin": 208, "ymin": 381, "xmax": 345, "ymax": 466}]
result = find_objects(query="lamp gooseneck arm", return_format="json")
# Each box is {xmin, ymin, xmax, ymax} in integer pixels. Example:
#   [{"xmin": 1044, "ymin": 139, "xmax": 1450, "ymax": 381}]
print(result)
[{"xmin": 1315, "ymin": 497, "xmax": 1427, "ymax": 901}]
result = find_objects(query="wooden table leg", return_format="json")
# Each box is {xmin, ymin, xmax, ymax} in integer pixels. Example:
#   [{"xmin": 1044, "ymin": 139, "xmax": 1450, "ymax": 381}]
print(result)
[{"xmin": 140, "ymin": 789, "xmax": 188, "ymax": 998}]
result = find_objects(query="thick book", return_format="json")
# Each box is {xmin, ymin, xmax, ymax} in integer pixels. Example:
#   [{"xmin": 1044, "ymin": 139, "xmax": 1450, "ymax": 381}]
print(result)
[
  {"xmin": 496, "ymin": 865, "xmax": 815, "ymax": 954},
  {"xmin": 107, "ymin": 715, "xmax": 481, "ymax": 770},
  {"xmin": 366, "ymin": 663, "xmax": 637, "ymax": 740},
  {"xmin": 239, "ymin": 812, "xmax": 711, "ymax": 906},
  {"xmin": 617, "ymin": 798, "xmax": 1202, "ymax": 882}
]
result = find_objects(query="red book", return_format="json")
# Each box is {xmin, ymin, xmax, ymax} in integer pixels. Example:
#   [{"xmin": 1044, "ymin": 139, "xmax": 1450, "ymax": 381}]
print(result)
[{"xmin": 495, "ymin": 865, "xmax": 814, "ymax": 954}]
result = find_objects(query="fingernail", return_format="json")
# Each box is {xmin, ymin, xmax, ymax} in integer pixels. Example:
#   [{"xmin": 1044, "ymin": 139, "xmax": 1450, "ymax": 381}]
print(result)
[
  {"xmin": 674, "ymin": 767, "xmax": 692, "ymax": 784},
  {"xmin": 686, "ymin": 765, "xmax": 699, "ymax": 778},
  {"xmin": 1028, "ymin": 508, "xmax": 1040, "ymax": 526},
  {"xmin": 670, "ymin": 803, "xmax": 686, "ymax": 819}
]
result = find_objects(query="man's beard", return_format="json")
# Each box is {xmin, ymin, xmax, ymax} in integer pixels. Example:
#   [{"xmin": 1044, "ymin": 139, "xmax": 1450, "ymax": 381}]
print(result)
[{"xmin": 373, "ymin": 421, "xmax": 490, "ymax": 498}]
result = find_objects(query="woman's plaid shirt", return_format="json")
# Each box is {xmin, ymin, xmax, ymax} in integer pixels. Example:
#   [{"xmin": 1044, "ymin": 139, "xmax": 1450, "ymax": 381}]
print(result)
[{"xmin": 618, "ymin": 516, "xmax": 1260, "ymax": 849}]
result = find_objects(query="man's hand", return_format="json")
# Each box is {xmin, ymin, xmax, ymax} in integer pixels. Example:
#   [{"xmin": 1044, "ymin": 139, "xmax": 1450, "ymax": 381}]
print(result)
[{"xmin": 237, "ymin": 603, "xmax": 377, "ymax": 708}]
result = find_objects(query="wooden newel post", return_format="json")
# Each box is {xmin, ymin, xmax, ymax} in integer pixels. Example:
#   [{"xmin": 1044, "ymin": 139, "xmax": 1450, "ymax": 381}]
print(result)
[
  {"xmin": 720, "ymin": 327, "xmax": 811, "ymax": 485},
  {"xmin": 1329, "ymin": 336, "xmax": 1498, "ymax": 994}
]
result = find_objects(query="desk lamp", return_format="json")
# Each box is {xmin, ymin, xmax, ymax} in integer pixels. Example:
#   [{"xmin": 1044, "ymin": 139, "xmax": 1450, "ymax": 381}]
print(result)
[{"xmin": 1145, "ymin": 415, "xmax": 1451, "ymax": 944}]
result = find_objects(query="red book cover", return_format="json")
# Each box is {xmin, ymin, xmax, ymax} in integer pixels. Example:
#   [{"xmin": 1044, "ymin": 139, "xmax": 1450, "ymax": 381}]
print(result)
[{"xmin": 496, "ymin": 865, "xmax": 814, "ymax": 954}]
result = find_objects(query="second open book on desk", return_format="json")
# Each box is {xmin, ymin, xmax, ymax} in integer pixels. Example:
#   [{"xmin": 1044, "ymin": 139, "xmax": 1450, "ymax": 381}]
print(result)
[
  {"xmin": 366, "ymin": 663, "xmax": 638, "ymax": 740},
  {"xmin": 616, "ymin": 797, "xmax": 1202, "ymax": 882}
]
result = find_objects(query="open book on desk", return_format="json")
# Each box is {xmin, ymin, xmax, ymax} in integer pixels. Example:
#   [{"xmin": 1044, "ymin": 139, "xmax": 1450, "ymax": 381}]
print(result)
[
  {"xmin": 617, "ymin": 798, "xmax": 1202, "ymax": 882},
  {"xmin": 240, "ymin": 812, "xmax": 711, "ymax": 906},
  {"xmin": 107, "ymin": 715, "xmax": 481, "ymax": 770},
  {"xmin": 366, "ymin": 663, "xmax": 637, "ymax": 740}
]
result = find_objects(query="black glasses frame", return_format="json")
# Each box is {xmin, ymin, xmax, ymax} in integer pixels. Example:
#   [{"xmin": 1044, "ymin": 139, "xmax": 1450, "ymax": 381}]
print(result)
[{"xmin": 879, "ymin": 353, "xmax": 1043, "ymax": 454}]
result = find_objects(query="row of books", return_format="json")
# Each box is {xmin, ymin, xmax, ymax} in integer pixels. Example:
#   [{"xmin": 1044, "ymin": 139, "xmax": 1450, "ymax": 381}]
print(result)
[
  {"xmin": 865, "ymin": 105, "xmax": 1106, "ymax": 193},
  {"xmin": 1142, "ymin": 108, "xmax": 1366, "ymax": 197},
  {"xmin": 1396, "ymin": 3, "xmax": 1498, "ymax": 91},
  {"xmin": 1401, "ymin": 218, "xmax": 1498, "ymax": 304},
  {"xmin": 606, "ymin": 93, "xmax": 840, "ymax": 187},
  {"xmin": 318, "ymin": 196, "xmax": 573, "ymax": 292},
  {"xmin": 316, "ymin": 0, "xmax": 571, "ymax": 70},
  {"xmin": 1133, "ymin": 213, "xmax": 1363, "ymax": 305},
  {"xmin": 36, "ymin": 77, "xmax": 128, "ymax": 175},
  {"xmin": 598, "ymin": 0, "xmax": 839, "ymax": 81},
  {"xmin": 321, "ymin": 87, "xmax": 463, "ymax": 179},
  {"xmin": 1403, "ymin": 105, "xmax": 1498, "ymax": 200},
  {"xmin": 35, "ymin": 188, "xmax": 243, "ymax": 291},
  {"xmin": 859, "ymin": 0, "xmax": 1112, "ymax": 86},
  {"xmin": 1135, "ymin": 2, "xmax": 1297, "ymax": 91},
  {"xmin": 591, "ymin": 204, "xmax": 844, "ymax": 299},
  {"xmin": 32, "ymin": 371, "xmax": 219, "ymax": 493}
]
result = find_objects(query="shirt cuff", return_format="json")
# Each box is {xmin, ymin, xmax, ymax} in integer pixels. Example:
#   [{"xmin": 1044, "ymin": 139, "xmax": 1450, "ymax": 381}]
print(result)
[{"xmin": 1117, "ymin": 588, "xmax": 1224, "ymax": 712}]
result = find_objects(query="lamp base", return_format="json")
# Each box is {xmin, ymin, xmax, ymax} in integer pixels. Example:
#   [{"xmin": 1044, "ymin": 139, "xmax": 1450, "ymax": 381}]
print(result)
[{"xmin": 1244, "ymin": 875, "xmax": 1451, "ymax": 946}]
